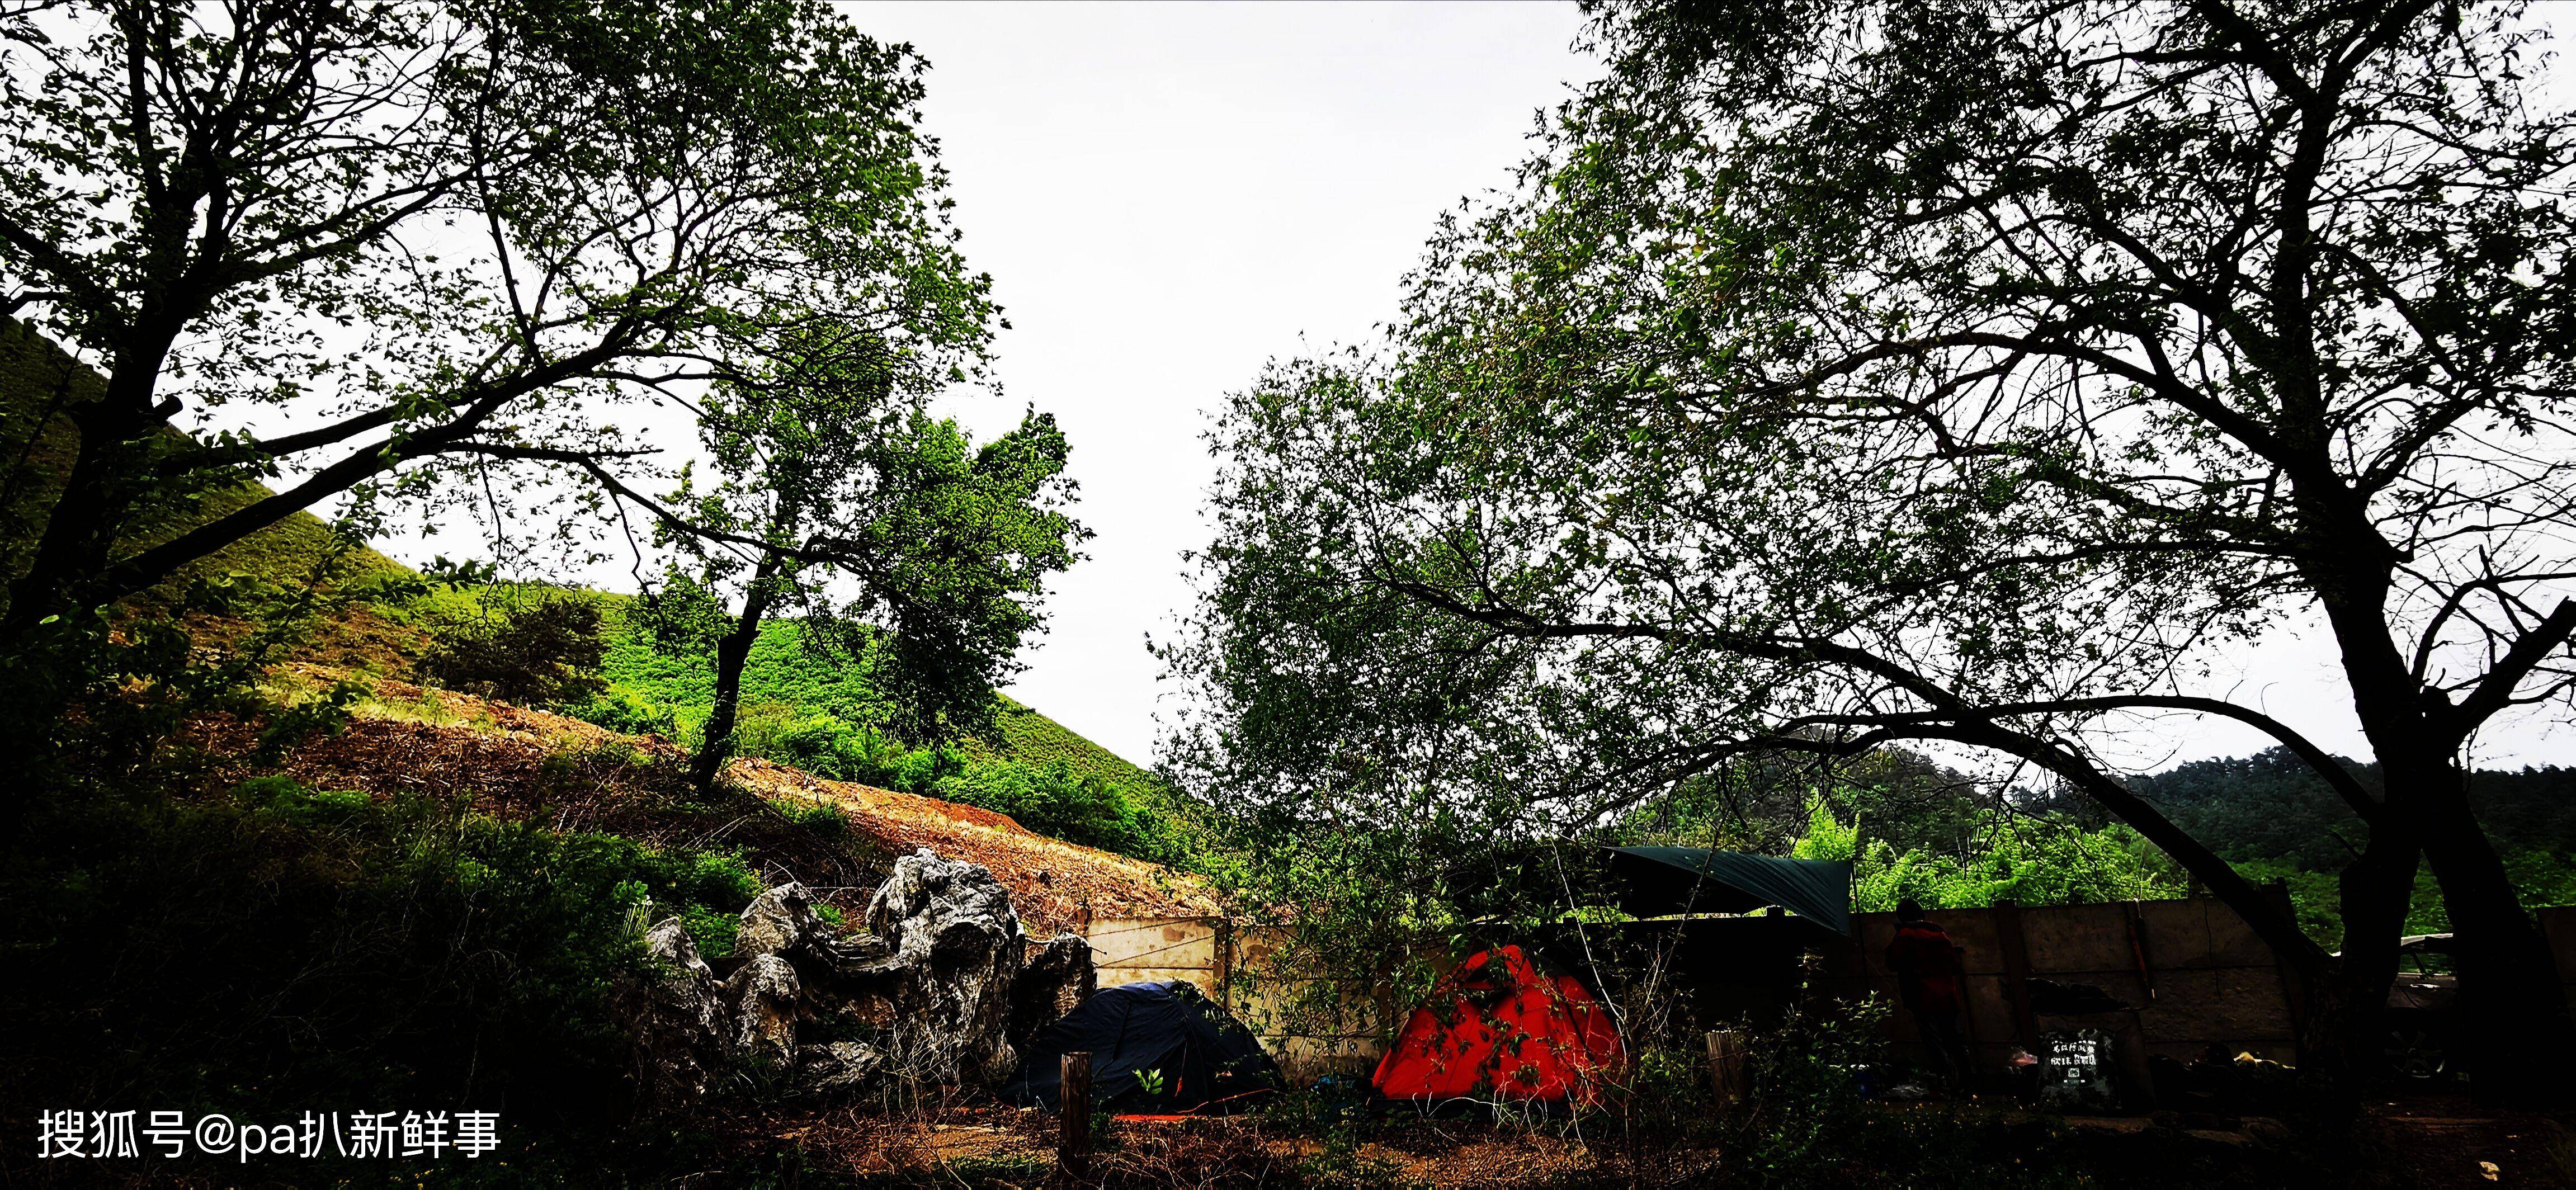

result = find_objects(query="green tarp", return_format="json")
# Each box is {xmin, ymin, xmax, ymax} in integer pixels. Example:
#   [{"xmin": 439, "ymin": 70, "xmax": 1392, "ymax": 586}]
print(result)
[{"xmin": 1605, "ymin": 847, "xmax": 1853, "ymax": 935}]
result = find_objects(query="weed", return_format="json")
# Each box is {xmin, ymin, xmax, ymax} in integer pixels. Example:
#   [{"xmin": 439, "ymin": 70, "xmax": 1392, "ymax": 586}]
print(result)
[{"xmin": 356, "ymin": 686, "xmax": 468, "ymax": 727}]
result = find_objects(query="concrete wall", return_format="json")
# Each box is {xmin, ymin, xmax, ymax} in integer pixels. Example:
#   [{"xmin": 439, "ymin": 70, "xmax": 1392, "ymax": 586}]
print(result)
[
  {"xmin": 1812, "ymin": 899, "xmax": 2303, "ymax": 1069},
  {"xmin": 1087, "ymin": 917, "xmax": 1229, "ymax": 991},
  {"xmin": 1096, "ymin": 903, "xmax": 2576, "ymax": 1082}
]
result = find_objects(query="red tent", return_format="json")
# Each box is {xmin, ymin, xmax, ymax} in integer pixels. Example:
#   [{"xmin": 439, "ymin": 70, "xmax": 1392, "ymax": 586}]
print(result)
[{"xmin": 1371, "ymin": 945, "xmax": 1625, "ymax": 1104}]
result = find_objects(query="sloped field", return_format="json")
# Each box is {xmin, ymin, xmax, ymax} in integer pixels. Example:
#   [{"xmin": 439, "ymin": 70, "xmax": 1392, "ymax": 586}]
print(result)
[{"xmin": 268, "ymin": 669, "xmax": 1216, "ymax": 934}]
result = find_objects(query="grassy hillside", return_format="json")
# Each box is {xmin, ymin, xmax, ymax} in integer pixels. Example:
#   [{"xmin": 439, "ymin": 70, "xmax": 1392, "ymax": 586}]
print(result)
[
  {"xmin": 3, "ymin": 325, "xmax": 1193, "ymax": 867},
  {"xmin": 513, "ymin": 585, "xmax": 1203, "ymax": 865},
  {"xmin": 975, "ymin": 695, "xmax": 1162, "ymax": 793},
  {"xmin": 407, "ymin": 585, "xmax": 1173, "ymax": 804},
  {"xmin": 0, "ymin": 318, "xmax": 409, "ymax": 603}
]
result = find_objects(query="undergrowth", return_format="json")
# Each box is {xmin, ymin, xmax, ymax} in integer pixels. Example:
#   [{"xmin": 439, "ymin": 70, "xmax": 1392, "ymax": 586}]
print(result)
[
  {"xmin": 381, "ymin": 582, "xmax": 1212, "ymax": 869},
  {"xmin": 0, "ymin": 769, "xmax": 772, "ymax": 1180}
]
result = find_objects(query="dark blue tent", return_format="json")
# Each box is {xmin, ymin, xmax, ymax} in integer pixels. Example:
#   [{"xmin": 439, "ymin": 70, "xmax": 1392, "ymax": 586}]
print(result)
[
  {"xmin": 1002, "ymin": 980, "xmax": 1280, "ymax": 1113},
  {"xmin": 1605, "ymin": 847, "xmax": 1853, "ymax": 934}
]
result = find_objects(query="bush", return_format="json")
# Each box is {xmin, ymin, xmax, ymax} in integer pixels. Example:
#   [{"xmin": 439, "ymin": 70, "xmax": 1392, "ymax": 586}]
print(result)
[
  {"xmin": 773, "ymin": 798, "xmax": 849, "ymax": 840},
  {"xmin": 933, "ymin": 757, "xmax": 1172, "ymax": 858},
  {"xmin": 677, "ymin": 701, "xmax": 1196, "ymax": 865},
  {"xmin": 417, "ymin": 594, "xmax": 609, "ymax": 707},
  {"xmin": 0, "ymin": 775, "xmax": 766, "ymax": 1174},
  {"xmin": 1724, "ymin": 997, "xmax": 1891, "ymax": 1183},
  {"xmin": 566, "ymin": 685, "xmax": 682, "ymax": 738},
  {"xmin": 1792, "ymin": 797, "xmax": 2188, "ymax": 912},
  {"xmin": 729, "ymin": 701, "xmax": 861, "ymax": 771}
]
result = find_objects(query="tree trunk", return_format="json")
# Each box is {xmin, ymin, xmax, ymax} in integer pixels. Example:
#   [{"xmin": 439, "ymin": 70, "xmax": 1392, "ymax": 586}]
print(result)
[
  {"xmin": 689, "ymin": 567, "xmax": 782, "ymax": 794},
  {"xmin": 2303, "ymin": 524, "xmax": 2575, "ymax": 1101},
  {"xmin": 2300, "ymin": 829, "xmax": 2417, "ymax": 1080},
  {"xmin": 2407, "ymin": 764, "xmax": 2575, "ymax": 1104},
  {"xmin": 1, "ymin": 339, "xmax": 170, "ymax": 641}
]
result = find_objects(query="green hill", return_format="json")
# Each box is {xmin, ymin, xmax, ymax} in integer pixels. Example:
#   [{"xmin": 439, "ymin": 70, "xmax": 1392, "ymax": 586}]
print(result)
[
  {"xmin": 0, "ymin": 318, "xmax": 408, "ymax": 603},
  {"xmin": 975, "ymin": 695, "xmax": 1162, "ymax": 793},
  {"xmin": 4, "ymin": 322, "xmax": 1194, "ymax": 865},
  {"xmin": 551, "ymin": 588, "xmax": 1196, "ymax": 863}
]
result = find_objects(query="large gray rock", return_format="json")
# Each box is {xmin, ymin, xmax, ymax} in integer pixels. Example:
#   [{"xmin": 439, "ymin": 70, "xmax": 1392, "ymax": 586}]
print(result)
[
  {"xmin": 795, "ymin": 1040, "xmax": 885, "ymax": 1097},
  {"xmin": 853, "ymin": 849, "xmax": 1030, "ymax": 1087},
  {"xmin": 617, "ymin": 850, "xmax": 1097, "ymax": 1107},
  {"xmin": 726, "ymin": 952, "xmax": 801, "ymax": 1069},
  {"xmin": 735, "ymin": 884, "xmax": 825, "ymax": 958},
  {"xmin": 1012, "ymin": 932, "xmax": 1098, "ymax": 1052},
  {"xmin": 865, "ymin": 849, "xmax": 1025, "ymax": 960},
  {"xmin": 620, "ymin": 915, "xmax": 732, "ymax": 1106},
  {"xmin": 737, "ymin": 879, "xmax": 892, "ymax": 975}
]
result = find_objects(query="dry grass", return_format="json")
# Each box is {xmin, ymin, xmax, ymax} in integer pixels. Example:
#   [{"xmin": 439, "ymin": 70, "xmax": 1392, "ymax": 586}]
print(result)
[
  {"xmin": 205, "ymin": 664, "xmax": 1219, "ymax": 933},
  {"xmin": 715, "ymin": 1104, "xmax": 1732, "ymax": 1189},
  {"xmin": 731, "ymin": 757, "xmax": 1222, "ymax": 934}
]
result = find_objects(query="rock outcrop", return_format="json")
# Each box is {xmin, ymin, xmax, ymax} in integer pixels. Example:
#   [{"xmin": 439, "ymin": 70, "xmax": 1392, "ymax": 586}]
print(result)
[
  {"xmin": 621, "ymin": 917, "xmax": 732, "ymax": 1106},
  {"xmin": 622, "ymin": 848, "xmax": 1093, "ymax": 1107},
  {"xmin": 726, "ymin": 953, "xmax": 800, "ymax": 1069},
  {"xmin": 1012, "ymin": 932, "xmax": 1098, "ymax": 1052},
  {"xmin": 848, "ymin": 848, "xmax": 1032, "ymax": 1086}
]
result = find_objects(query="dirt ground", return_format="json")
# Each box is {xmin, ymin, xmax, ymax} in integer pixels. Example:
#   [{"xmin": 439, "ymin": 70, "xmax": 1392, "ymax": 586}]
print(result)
[
  {"xmin": 255, "ymin": 667, "xmax": 1220, "ymax": 932},
  {"xmin": 2365, "ymin": 1091, "xmax": 2576, "ymax": 1188},
  {"xmin": 725, "ymin": 1091, "xmax": 2576, "ymax": 1188},
  {"xmin": 735, "ymin": 1106, "xmax": 1638, "ymax": 1189}
]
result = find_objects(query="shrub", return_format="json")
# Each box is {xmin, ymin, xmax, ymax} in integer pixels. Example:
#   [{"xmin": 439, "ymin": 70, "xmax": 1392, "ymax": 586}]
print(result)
[
  {"xmin": 681, "ymin": 902, "xmax": 746, "ymax": 959},
  {"xmin": 933, "ymin": 758, "xmax": 1168, "ymax": 858},
  {"xmin": 566, "ymin": 685, "xmax": 682, "ymax": 738},
  {"xmin": 773, "ymin": 799, "xmax": 848, "ymax": 840},
  {"xmin": 417, "ymin": 594, "xmax": 609, "ymax": 707},
  {"xmin": 0, "ymin": 775, "xmax": 767, "ymax": 1174},
  {"xmin": 234, "ymin": 775, "xmax": 372, "ymax": 827},
  {"xmin": 729, "ymin": 701, "xmax": 850, "ymax": 769},
  {"xmin": 1724, "ymin": 997, "xmax": 1891, "ymax": 1182},
  {"xmin": 1792, "ymin": 796, "xmax": 2188, "ymax": 912}
]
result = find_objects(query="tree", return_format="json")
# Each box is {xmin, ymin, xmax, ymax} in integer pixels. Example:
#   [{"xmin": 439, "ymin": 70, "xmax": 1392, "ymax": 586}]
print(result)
[
  {"xmin": 638, "ymin": 327, "xmax": 1083, "ymax": 791},
  {"xmin": 0, "ymin": 0, "xmax": 992, "ymax": 692},
  {"xmin": 1166, "ymin": 0, "xmax": 2576, "ymax": 1093}
]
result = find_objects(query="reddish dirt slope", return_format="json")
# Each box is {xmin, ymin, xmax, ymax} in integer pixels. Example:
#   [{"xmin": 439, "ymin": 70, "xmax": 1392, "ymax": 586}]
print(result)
[
  {"xmin": 271, "ymin": 670, "xmax": 1215, "ymax": 935},
  {"xmin": 726, "ymin": 758, "xmax": 1218, "ymax": 933}
]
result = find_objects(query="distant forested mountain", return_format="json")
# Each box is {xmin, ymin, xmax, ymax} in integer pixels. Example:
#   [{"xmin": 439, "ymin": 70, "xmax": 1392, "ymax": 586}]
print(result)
[{"xmin": 2131, "ymin": 748, "xmax": 2576, "ymax": 870}]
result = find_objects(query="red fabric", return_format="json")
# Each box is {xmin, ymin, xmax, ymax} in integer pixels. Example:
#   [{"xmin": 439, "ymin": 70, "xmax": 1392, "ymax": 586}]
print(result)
[
  {"xmin": 1370, "ymin": 946, "xmax": 1625, "ymax": 1104},
  {"xmin": 1885, "ymin": 920, "xmax": 1963, "ymax": 1014}
]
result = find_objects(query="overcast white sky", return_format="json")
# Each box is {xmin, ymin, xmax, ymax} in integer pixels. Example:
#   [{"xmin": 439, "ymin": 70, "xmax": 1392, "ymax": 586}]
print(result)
[
  {"xmin": 348, "ymin": 1, "xmax": 2572, "ymax": 775},
  {"xmin": 835, "ymin": 1, "xmax": 1603, "ymax": 766},
  {"xmin": 837, "ymin": 1, "xmax": 2576, "ymax": 775}
]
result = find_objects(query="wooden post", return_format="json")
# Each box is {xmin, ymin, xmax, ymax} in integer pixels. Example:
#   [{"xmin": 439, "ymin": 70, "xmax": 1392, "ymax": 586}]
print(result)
[
  {"xmin": 1214, "ymin": 918, "xmax": 1233, "ymax": 1007},
  {"xmin": 1705, "ymin": 1029, "xmax": 1749, "ymax": 1115},
  {"xmin": 1058, "ymin": 1051, "xmax": 1092, "ymax": 1183}
]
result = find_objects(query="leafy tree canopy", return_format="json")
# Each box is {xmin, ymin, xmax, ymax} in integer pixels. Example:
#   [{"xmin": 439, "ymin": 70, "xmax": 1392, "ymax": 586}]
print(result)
[
  {"xmin": 1164, "ymin": 0, "xmax": 2576, "ymax": 1084},
  {"xmin": 0, "ymin": 0, "xmax": 995, "ymax": 658},
  {"xmin": 626, "ymin": 323, "xmax": 1082, "ymax": 794}
]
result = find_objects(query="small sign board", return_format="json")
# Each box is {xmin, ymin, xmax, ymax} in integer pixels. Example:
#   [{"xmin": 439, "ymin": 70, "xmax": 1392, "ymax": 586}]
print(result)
[{"xmin": 2037, "ymin": 1028, "xmax": 2119, "ymax": 1111}]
